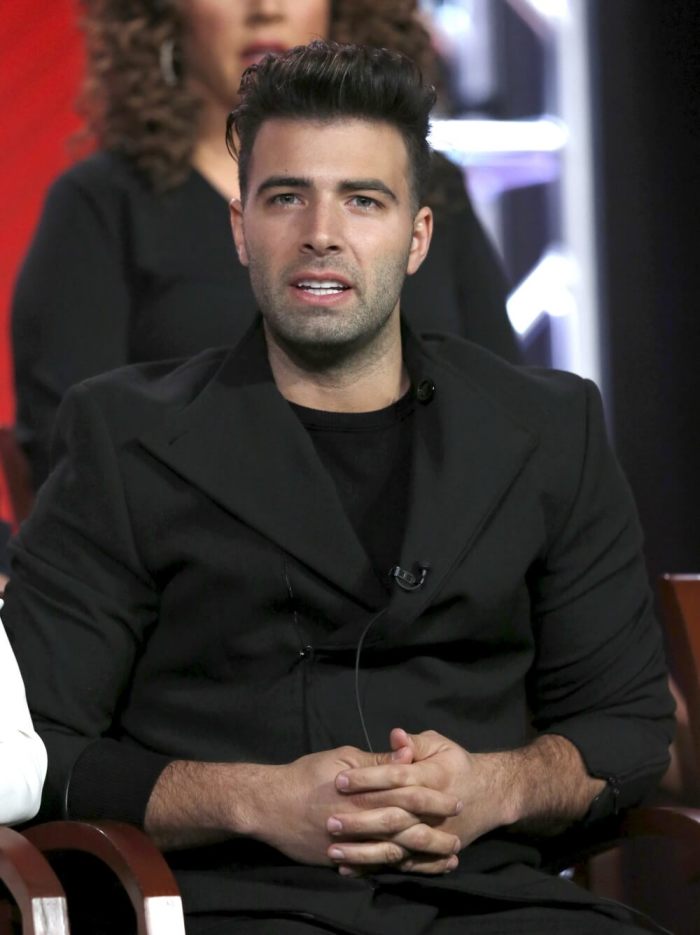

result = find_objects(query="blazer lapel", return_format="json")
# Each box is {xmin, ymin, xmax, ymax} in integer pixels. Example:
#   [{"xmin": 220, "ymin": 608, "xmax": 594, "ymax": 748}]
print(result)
[
  {"xmin": 139, "ymin": 323, "xmax": 386, "ymax": 610},
  {"xmin": 402, "ymin": 336, "xmax": 537, "ymax": 605},
  {"xmin": 139, "ymin": 321, "xmax": 537, "ymax": 627}
]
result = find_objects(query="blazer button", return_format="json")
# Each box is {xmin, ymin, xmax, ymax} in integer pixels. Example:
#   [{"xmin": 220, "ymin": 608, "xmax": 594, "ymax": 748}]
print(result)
[{"xmin": 416, "ymin": 379, "xmax": 436, "ymax": 403}]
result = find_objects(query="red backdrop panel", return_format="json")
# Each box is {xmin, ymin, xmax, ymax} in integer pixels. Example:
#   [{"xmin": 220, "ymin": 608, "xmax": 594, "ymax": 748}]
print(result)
[{"xmin": 0, "ymin": 0, "xmax": 84, "ymax": 425}]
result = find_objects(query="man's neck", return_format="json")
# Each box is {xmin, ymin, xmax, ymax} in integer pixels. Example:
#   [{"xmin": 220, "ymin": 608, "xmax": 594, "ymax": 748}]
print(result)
[{"xmin": 265, "ymin": 319, "xmax": 409, "ymax": 413}]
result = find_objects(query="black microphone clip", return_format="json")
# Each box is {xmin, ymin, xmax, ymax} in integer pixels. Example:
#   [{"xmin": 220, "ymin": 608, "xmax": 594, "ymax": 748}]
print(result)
[{"xmin": 389, "ymin": 562, "xmax": 430, "ymax": 592}]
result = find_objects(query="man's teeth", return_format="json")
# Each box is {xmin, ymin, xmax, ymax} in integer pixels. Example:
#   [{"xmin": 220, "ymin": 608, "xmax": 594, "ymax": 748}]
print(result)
[{"xmin": 296, "ymin": 280, "xmax": 348, "ymax": 295}]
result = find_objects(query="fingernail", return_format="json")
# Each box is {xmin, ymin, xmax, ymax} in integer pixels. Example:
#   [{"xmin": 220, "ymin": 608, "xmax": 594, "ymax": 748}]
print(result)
[
  {"xmin": 336, "ymin": 773, "xmax": 350, "ymax": 790},
  {"xmin": 327, "ymin": 817, "xmax": 343, "ymax": 833},
  {"xmin": 329, "ymin": 847, "xmax": 345, "ymax": 860},
  {"xmin": 445, "ymin": 855, "xmax": 459, "ymax": 872},
  {"xmin": 338, "ymin": 866, "xmax": 357, "ymax": 877},
  {"xmin": 452, "ymin": 838, "xmax": 461, "ymax": 854},
  {"xmin": 454, "ymin": 800, "xmax": 464, "ymax": 814}
]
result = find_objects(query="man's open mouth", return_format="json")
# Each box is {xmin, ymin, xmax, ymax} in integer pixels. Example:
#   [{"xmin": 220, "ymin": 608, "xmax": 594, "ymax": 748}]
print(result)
[{"xmin": 293, "ymin": 279, "xmax": 351, "ymax": 296}]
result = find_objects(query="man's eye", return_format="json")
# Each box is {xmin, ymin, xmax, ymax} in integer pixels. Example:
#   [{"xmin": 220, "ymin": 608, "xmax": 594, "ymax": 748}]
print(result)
[
  {"xmin": 350, "ymin": 195, "xmax": 380, "ymax": 209},
  {"xmin": 271, "ymin": 193, "xmax": 301, "ymax": 205}
]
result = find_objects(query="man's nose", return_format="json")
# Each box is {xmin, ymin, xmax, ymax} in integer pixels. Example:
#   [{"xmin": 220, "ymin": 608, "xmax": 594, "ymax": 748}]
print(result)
[{"xmin": 300, "ymin": 201, "xmax": 343, "ymax": 256}]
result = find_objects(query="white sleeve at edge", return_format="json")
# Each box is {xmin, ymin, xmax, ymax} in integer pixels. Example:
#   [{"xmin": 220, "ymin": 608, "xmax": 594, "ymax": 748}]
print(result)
[{"xmin": 0, "ymin": 600, "xmax": 48, "ymax": 824}]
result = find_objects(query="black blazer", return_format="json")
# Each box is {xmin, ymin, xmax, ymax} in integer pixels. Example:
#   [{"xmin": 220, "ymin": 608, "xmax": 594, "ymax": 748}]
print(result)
[{"xmin": 4, "ymin": 322, "xmax": 673, "ymax": 928}]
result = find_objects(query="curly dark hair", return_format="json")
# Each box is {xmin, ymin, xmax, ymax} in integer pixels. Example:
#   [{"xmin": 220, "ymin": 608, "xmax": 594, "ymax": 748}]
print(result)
[{"xmin": 78, "ymin": 0, "xmax": 435, "ymax": 192}]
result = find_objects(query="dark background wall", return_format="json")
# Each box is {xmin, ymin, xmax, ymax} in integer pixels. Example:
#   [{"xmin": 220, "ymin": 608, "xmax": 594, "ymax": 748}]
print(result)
[{"xmin": 590, "ymin": 0, "xmax": 699, "ymax": 579}]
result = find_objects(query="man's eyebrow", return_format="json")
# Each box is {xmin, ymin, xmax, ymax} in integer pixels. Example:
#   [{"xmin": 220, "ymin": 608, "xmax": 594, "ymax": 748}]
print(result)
[
  {"xmin": 255, "ymin": 176, "xmax": 399, "ymax": 203},
  {"xmin": 256, "ymin": 176, "xmax": 311, "ymax": 196},
  {"xmin": 338, "ymin": 179, "xmax": 398, "ymax": 202}
]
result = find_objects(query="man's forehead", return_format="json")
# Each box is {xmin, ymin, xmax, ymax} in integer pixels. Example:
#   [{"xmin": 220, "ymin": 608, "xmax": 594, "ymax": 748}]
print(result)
[{"xmin": 249, "ymin": 117, "xmax": 410, "ymax": 184}]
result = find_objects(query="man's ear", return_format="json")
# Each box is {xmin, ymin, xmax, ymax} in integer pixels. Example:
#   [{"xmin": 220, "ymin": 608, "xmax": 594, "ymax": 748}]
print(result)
[
  {"xmin": 229, "ymin": 198, "xmax": 249, "ymax": 267},
  {"xmin": 406, "ymin": 206, "xmax": 433, "ymax": 276}
]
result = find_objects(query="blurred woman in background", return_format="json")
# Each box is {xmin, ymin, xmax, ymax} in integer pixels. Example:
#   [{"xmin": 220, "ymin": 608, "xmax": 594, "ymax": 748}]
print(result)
[{"xmin": 12, "ymin": 0, "xmax": 518, "ymax": 491}]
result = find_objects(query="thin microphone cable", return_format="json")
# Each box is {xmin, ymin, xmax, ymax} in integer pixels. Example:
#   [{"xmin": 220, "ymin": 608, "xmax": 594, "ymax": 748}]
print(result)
[
  {"xmin": 353, "ymin": 607, "xmax": 388, "ymax": 753},
  {"xmin": 353, "ymin": 565, "xmax": 429, "ymax": 751}
]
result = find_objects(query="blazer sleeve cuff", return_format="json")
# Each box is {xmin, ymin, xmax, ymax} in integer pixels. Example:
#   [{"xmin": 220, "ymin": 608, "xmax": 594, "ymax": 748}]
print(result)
[
  {"xmin": 540, "ymin": 715, "xmax": 672, "ymax": 820},
  {"xmin": 67, "ymin": 738, "xmax": 174, "ymax": 827}
]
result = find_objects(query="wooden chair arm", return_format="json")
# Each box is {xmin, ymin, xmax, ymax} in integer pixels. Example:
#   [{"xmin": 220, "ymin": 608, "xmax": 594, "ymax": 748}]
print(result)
[
  {"xmin": 547, "ymin": 805, "xmax": 700, "ymax": 881},
  {"xmin": 0, "ymin": 826, "xmax": 69, "ymax": 935},
  {"xmin": 620, "ymin": 805, "xmax": 700, "ymax": 839},
  {"xmin": 579, "ymin": 804, "xmax": 700, "ymax": 913},
  {"xmin": 23, "ymin": 822, "xmax": 184, "ymax": 935},
  {"xmin": 618, "ymin": 805, "xmax": 700, "ymax": 880}
]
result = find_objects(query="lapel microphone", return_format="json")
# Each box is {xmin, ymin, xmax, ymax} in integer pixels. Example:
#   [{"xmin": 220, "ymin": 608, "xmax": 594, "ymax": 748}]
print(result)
[{"xmin": 389, "ymin": 562, "xmax": 430, "ymax": 592}]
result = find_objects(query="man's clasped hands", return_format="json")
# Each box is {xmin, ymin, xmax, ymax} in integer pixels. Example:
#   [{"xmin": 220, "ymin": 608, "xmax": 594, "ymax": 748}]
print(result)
[{"xmin": 252, "ymin": 727, "xmax": 516, "ymax": 877}]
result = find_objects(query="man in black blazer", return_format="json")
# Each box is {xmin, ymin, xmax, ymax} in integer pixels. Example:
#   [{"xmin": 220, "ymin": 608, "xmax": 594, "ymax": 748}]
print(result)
[{"xmin": 4, "ymin": 42, "xmax": 673, "ymax": 934}]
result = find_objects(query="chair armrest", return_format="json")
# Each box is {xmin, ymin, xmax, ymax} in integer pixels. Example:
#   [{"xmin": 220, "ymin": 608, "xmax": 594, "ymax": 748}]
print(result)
[
  {"xmin": 580, "ymin": 805, "xmax": 700, "ymax": 908},
  {"xmin": 23, "ymin": 821, "xmax": 185, "ymax": 935},
  {"xmin": 0, "ymin": 825, "xmax": 69, "ymax": 935},
  {"xmin": 618, "ymin": 805, "xmax": 700, "ymax": 880}
]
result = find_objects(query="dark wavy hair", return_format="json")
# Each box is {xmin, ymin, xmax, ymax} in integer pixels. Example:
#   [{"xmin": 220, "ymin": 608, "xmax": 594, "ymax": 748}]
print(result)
[
  {"xmin": 226, "ymin": 41, "xmax": 436, "ymax": 210},
  {"xmin": 78, "ymin": 0, "xmax": 435, "ymax": 192}
]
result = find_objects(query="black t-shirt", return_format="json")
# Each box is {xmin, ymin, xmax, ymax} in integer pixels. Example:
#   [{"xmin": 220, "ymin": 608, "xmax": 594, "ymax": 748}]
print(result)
[{"xmin": 290, "ymin": 390, "xmax": 415, "ymax": 588}]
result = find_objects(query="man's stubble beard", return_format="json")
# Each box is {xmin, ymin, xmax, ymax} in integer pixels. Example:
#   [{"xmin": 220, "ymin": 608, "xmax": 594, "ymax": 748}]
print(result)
[{"xmin": 248, "ymin": 249, "xmax": 411, "ymax": 372}]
